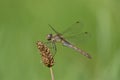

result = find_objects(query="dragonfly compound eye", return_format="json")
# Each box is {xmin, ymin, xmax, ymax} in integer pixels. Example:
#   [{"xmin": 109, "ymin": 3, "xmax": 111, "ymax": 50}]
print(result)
[{"xmin": 47, "ymin": 34, "xmax": 52, "ymax": 41}]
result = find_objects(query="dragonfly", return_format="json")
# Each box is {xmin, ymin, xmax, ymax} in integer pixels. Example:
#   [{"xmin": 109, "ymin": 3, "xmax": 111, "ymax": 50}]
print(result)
[{"xmin": 46, "ymin": 21, "xmax": 92, "ymax": 59}]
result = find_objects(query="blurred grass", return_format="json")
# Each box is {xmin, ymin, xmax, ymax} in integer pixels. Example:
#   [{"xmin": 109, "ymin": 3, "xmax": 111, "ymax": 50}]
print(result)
[{"xmin": 0, "ymin": 0, "xmax": 120, "ymax": 80}]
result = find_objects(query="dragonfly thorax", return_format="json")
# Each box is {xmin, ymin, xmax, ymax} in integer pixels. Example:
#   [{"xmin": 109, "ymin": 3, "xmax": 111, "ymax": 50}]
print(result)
[{"xmin": 47, "ymin": 34, "xmax": 63, "ymax": 43}]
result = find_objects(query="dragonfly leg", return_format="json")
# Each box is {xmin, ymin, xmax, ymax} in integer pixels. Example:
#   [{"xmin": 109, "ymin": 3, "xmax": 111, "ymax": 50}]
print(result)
[{"xmin": 52, "ymin": 42, "xmax": 57, "ymax": 57}]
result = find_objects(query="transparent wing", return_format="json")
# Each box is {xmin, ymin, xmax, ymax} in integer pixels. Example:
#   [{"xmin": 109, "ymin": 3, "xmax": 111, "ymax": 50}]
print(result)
[
  {"xmin": 62, "ymin": 21, "xmax": 84, "ymax": 36},
  {"xmin": 62, "ymin": 21, "xmax": 90, "ymax": 46},
  {"xmin": 64, "ymin": 32, "xmax": 90, "ymax": 46}
]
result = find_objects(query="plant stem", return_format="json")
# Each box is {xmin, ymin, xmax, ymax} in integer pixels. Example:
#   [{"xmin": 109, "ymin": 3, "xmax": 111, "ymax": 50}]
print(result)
[{"xmin": 50, "ymin": 67, "xmax": 54, "ymax": 80}]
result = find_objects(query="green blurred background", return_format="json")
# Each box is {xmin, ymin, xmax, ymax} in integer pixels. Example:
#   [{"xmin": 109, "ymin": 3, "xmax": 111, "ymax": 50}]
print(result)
[{"xmin": 0, "ymin": 0, "xmax": 120, "ymax": 80}]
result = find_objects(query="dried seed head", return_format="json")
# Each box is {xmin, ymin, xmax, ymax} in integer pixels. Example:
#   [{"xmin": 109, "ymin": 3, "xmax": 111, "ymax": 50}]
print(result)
[{"xmin": 36, "ymin": 41, "xmax": 54, "ymax": 67}]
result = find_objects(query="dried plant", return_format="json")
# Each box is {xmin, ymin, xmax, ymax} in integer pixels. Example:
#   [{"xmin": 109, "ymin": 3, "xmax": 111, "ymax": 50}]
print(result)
[{"xmin": 36, "ymin": 41, "xmax": 55, "ymax": 80}]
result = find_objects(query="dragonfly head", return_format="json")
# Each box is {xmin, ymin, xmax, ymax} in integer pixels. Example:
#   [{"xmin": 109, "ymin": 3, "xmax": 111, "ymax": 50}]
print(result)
[{"xmin": 47, "ymin": 34, "xmax": 53, "ymax": 41}]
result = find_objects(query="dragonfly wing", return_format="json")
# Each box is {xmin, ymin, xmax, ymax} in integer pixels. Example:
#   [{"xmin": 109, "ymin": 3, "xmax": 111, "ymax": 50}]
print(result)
[
  {"xmin": 63, "ymin": 32, "xmax": 90, "ymax": 46},
  {"xmin": 62, "ymin": 21, "xmax": 84, "ymax": 36},
  {"xmin": 61, "ymin": 21, "xmax": 90, "ymax": 45}
]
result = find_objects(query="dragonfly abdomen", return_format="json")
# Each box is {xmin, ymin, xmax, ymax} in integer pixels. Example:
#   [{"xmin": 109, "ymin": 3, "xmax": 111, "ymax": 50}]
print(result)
[{"xmin": 63, "ymin": 41, "xmax": 92, "ymax": 59}]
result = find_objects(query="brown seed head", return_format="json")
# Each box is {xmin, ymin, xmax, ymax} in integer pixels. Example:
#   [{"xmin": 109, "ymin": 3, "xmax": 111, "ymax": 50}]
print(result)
[{"xmin": 36, "ymin": 41, "xmax": 54, "ymax": 67}]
